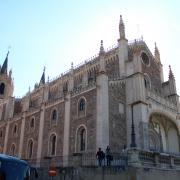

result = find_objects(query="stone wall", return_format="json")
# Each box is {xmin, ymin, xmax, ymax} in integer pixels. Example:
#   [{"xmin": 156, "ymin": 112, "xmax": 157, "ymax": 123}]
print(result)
[
  {"xmin": 41, "ymin": 101, "xmax": 65, "ymax": 157},
  {"xmin": 105, "ymin": 54, "xmax": 119, "ymax": 78},
  {"xmin": 69, "ymin": 89, "xmax": 97, "ymax": 154},
  {"xmin": 21, "ymin": 111, "xmax": 41, "ymax": 159},
  {"xmin": 6, "ymin": 119, "xmax": 22, "ymax": 155},
  {"xmin": 109, "ymin": 81, "xmax": 126, "ymax": 152}
]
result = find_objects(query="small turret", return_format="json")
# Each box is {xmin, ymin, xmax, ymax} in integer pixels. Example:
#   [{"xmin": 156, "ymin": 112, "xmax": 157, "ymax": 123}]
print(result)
[
  {"xmin": 119, "ymin": 15, "xmax": 126, "ymax": 40},
  {"xmin": 99, "ymin": 40, "xmax": 105, "ymax": 55},
  {"xmin": 154, "ymin": 43, "xmax": 164, "ymax": 82},
  {"xmin": 168, "ymin": 65, "xmax": 174, "ymax": 80},
  {"xmin": 99, "ymin": 40, "xmax": 105, "ymax": 73},
  {"xmin": 154, "ymin": 43, "xmax": 161, "ymax": 64},
  {"xmin": 117, "ymin": 15, "xmax": 128, "ymax": 77},
  {"xmin": 167, "ymin": 65, "xmax": 179, "ymax": 108},
  {"xmin": 39, "ymin": 67, "xmax": 45, "ymax": 86},
  {"xmin": 1, "ymin": 51, "xmax": 9, "ymax": 74}
]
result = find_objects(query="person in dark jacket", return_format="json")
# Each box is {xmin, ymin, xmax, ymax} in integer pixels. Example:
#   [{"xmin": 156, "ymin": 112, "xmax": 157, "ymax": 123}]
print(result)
[
  {"xmin": 106, "ymin": 146, "xmax": 112, "ymax": 166},
  {"xmin": 96, "ymin": 148, "xmax": 105, "ymax": 166}
]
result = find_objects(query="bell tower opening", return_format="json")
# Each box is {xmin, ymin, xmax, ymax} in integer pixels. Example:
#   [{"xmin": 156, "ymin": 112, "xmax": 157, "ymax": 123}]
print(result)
[{"xmin": 0, "ymin": 83, "xmax": 5, "ymax": 95}]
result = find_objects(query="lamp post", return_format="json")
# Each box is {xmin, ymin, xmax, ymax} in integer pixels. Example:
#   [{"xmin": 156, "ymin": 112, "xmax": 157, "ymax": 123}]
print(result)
[{"xmin": 130, "ymin": 105, "xmax": 137, "ymax": 148}]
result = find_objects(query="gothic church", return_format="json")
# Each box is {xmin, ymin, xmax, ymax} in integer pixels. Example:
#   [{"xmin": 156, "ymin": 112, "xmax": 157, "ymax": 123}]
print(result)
[{"xmin": 0, "ymin": 16, "xmax": 179, "ymax": 166}]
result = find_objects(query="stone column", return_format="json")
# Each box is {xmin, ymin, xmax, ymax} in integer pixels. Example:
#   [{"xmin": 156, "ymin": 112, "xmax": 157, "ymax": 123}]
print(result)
[
  {"xmin": 63, "ymin": 94, "xmax": 71, "ymax": 166},
  {"xmin": 96, "ymin": 72, "xmax": 109, "ymax": 151},
  {"xmin": 36, "ymin": 103, "xmax": 45, "ymax": 166},
  {"xmin": 117, "ymin": 39, "xmax": 128, "ymax": 77},
  {"xmin": 18, "ymin": 112, "xmax": 26, "ymax": 158},
  {"xmin": 139, "ymin": 122, "xmax": 149, "ymax": 149}
]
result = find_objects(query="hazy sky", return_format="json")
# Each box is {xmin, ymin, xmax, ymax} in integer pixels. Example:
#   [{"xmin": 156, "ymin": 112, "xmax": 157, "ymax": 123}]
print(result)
[{"xmin": 0, "ymin": 0, "xmax": 180, "ymax": 97}]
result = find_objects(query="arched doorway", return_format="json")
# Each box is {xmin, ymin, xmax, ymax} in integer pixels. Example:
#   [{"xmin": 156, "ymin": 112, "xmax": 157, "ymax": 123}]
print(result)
[{"xmin": 149, "ymin": 113, "xmax": 179, "ymax": 153}]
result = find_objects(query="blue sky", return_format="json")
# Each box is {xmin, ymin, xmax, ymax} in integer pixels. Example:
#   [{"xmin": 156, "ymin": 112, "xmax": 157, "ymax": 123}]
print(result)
[{"xmin": 0, "ymin": 0, "xmax": 180, "ymax": 96}]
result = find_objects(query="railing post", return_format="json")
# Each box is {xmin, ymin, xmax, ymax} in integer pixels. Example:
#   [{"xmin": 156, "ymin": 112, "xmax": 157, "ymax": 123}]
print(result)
[
  {"xmin": 170, "ymin": 156, "xmax": 175, "ymax": 168},
  {"xmin": 154, "ymin": 152, "xmax": 160, "ymax": 167},
  {"xmin": 127, "ymin": 149, "xmax": 141, "ymax": 167}
]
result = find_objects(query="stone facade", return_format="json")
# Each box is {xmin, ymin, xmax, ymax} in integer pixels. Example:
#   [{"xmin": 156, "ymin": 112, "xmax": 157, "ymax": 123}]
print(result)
[{"xmin": 0, "ymin": 16, "xmax": 180, "ymax": 167}]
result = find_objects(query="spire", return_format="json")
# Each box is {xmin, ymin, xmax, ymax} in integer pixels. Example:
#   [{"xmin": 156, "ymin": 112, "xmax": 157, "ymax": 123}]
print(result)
[
  {"xmin": 119, "ymin": 15, "xmax": 126, "ymax": 40},
  {"xmin": 39, "ymin": 67, "xmax": 45, "ymax": 85},
  {"xmin": 154, "ymin": 42, "xmax": 161, "ymax": 63},
  {"xmin": 169, "ymin": 65, "xmax": 174, "ymax": 80},
  {"xmin": 1, "ymin": 51, "xmax": 9, "ymax": 74},
  {"xmin": 99, "ymin": 40, "xmax": 105, "ymax": 55}
]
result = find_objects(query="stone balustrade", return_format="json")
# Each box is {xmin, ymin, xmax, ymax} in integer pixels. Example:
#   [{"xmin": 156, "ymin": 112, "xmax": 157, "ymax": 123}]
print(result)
[{"xmin": 128, "ymin": 148, "xmax": 180, "ymax": 169}]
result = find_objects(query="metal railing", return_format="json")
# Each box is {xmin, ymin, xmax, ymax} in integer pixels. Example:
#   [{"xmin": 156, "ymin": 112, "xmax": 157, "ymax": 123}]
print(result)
[
  {"xmin": 25, "ymin": 150, "xmax": 180, "ymax": 170},
  {"xmin": 26, "ymin": 152, "xmax": 127, "ymax": 168}
]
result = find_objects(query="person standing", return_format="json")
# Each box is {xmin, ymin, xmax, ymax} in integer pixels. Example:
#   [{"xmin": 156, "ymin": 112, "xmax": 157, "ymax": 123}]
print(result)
[
  {"xmin": 106, "ymin": 146, "xmax": 111, "ymax": 166},
  {"xmin": 96, "ymin": 148, "xmax": 104, "ymax": 166}
]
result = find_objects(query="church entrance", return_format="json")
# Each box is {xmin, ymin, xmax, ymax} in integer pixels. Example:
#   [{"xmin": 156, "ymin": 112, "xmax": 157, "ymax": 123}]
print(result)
[{"xmin": 149, "ymin": 113, "xmax": 179, "ymax": 153}]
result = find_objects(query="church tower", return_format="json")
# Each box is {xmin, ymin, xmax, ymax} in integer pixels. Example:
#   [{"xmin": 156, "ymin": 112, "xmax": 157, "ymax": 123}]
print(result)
[
  {"xmin": 0, "ymin": 51, "xmax": 14, "ymax": 100},
  {"xmin": 0, "ymin": 51, "xmax": 14, "ymax": 122}
]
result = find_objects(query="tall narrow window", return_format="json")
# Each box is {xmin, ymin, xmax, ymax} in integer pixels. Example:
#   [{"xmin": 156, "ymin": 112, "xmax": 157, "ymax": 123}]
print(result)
[
  {"xmin": 79, "ymin": 99, "xmax": 85, "ymax": 111},
  {"xmin": 52, "ymin": 109, "xmax": 57, "ymax": 120},
  {"xmin": 80, "ymin": 129, "xmax": 85, "ymax": 151},
  {"xmin": 11, "ymin": 144, "xmax": 16, "ymax": 156},
  {"xmin": 27, "ymin": 140, "xmax": 33, "ymax": 159},
  {"xmin": 49, "ymin": 134, "xmax": 56, "ymax": 156},
  {"xmin": 13, "ymin": 124, "xmax": 18, "ymax": 135},
  {"xmin": 0, "ymin": 130, "xmax": 3, "ymax": 138},
  {"xmin": 0, "ymin": 83, "xmax": 5, "ymax": 95},
  {"xmin": 76, "ymin": 126, "xmax": 86, "ymax": 152},
  {"xmin": 78, "ymin": 98, "xmax": 86, "ymax": 117},
  {"xmin": 144, "ymin": 74, "xmax": 151, "ymax": 89},
  {"xmin": 30, "ymin": 118, "xmax": 35, "ymax": 128}
]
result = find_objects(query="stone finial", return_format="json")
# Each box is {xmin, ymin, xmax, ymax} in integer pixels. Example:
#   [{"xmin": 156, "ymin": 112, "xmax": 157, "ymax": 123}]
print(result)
[
  {"xmin": 9, "ymin": 69, "xmax": 12, "ymax": 78},
  {"xmin": 119, "ymin": 15, "xmax": 126, "ymax": 40},
  {"xmin": 99, "ymin": 40, "xmax": 105, "ymax": 55},
  {"xmin": 169, "ymin": 65, "xmax": 174, "ymax": 80},
  {"xmin": 154, "ymin": 42, "xmax": 161, "ymax": 63},
  {"xmin": 39, "ymin": 67, "xmax": 45, "ymax": 85},
  {"xmin": 71, "ymin": 62, "xmax": 74, "ymax": 70}
]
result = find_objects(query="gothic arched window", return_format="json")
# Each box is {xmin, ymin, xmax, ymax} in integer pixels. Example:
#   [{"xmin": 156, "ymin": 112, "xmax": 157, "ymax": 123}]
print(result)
[
  {"xmin": 49, "ymin": 134, "xmax": 56, "ymax": 156},
  {"xmin": 78, "ymin": 98, "xmax": 86, "ymax": 117},
  {"xmin": 144, "ymin": 74, "xmax": 151, "ymax": 89},
  {"xmin": 27, "ymin": 139, "xmax": 33, "ymax": 159},
  {"xmin": 79, "ymin": 99, "xmax": 85, "ymax": 111},
  {"xmin": 80, "ymin": 129, "xmax": 85, "ymax": 151},
  {"xmin": 52, "ymin": 109, "xmax": 57, "ymax": 120},
  {"xmin": 0, "ymin": 83, "xmax": 5, "ymax": 95},
  {"xmin": 0, "ymin": 130, "xmax": 3, "ymax": 138},
  {"xmin": 10, "ymin": 144, "xmax": 16, "ymax": 156},
  {"xmin": 30, "ymin": 117, "xmax": 35, "ymax": 128},
  {"xmin": 13, "ymin": 124, "xmax": 18, "ymax": 135},
  {"xmin": 76, "ymin": 126, "xmax": 86, "ymax": 152}
]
